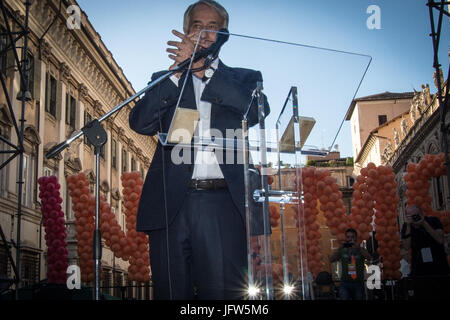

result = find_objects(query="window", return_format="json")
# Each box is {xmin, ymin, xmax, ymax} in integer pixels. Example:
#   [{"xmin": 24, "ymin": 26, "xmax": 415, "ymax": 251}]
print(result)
[
  {"xmin": 131, "ymin": 157, "xmax": 136, "ymax": 172},
  {"xmin": 378, "ymin": 115, "xmax": 387, "ymax": 126},
  {"xmin": 43, "ymin": 167, "xmax": 54, "ymax": 177},
  {"xmin": 0, "ymin": 127, "xmax": 10, "ymax": 197},
  {"xmin": 24, "ymin": 51, "xmax": 34, "ymax": 97},
  {"xmin": 348, "ymin": 176, "xmax": 355, "ymax": 188},
  {"xmin": 111, "ymin": 139, "xmax": 117, "ymax": 169},
  {"xmin": 19, "ymin": 153, "xmax": 35, "ymax": 207},
  {"xmin": 113, "ymin": 272, "xmax": 123, "ymax": 298},
  {"xmin": 65, "ymin": 94, "xmax": 76, "ymax": 128},
  {"xmin": 102, "ymin": 268, "xmax": 111, "ymax": 295},
  {"xmin": 0, "ymin": 26, "xmax": 8, "ymax": 75},
  {"xmin": 122, "ymin": 149, "xmax": 128, "ymax": 172},
  {"xmin": 21, "ymin": 250, "xmax": 39, "ymax": 287},
  {"xmin": 45, "ymin": 73, "xmax": 57, "ymax": 117},
  {"xmin": 65, "ymin": 184, "xmax": 73, "ymax": 221},
  {"xmin": 127, "ymin": 277, "xmax": 134, "ymax": 299},
  {"xmin": 0, "ymin": 241, "xmax": 11, "ymax": 279}
]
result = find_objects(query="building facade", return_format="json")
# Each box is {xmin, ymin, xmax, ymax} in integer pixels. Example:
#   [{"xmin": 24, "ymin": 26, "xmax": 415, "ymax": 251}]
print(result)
[
  {"xmin": 0, "ymin": 0, "xmax": 156, "ymax": 299},
  {"xmin": 345, "ymin": 91, "xmax": 414, "ymax": 167},
  {"xmin": 387, "ymin": 79, "xmax": 449, "ymax": 230},
  {"xmin": 346, "ymin": 73, "xmax": 449, "ymax": 261}
]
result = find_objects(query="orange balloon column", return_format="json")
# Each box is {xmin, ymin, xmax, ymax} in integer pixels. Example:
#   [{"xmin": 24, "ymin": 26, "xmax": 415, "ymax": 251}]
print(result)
[
  {"xmin": 294, "ymin": 167, "xmax": 349, "ymax": 276},
  {"xmin": 315, "ymin": 169, "xmax": 348, "ymax": 243},
  {"xmin": 404, "ymin": 153, "xmax": 450, "ymax": 233},
  {"xmin": 269, "ymin": 203, "xmax": 280, "ymax": 227},
  {"xmin": 67, "ymin": 173, "xmax": 95, "ymax": 283},
  {"xmin": 373, "ymin": 165, "xmax": 401, "ymax": 280},
  {"xmin": 68, "ymin": 171, "xmax": 151, "ymax": 284},
  {"xmin": 296, "ymin": 167, "xmax": 321, "ymax": 276},
  {"xmin": 350, "ymin": 163, "xmax": 376, "ymax": 244},
  {"xmin": 121, "ymin": 172, "xmax": 150, "ymax": 282}
]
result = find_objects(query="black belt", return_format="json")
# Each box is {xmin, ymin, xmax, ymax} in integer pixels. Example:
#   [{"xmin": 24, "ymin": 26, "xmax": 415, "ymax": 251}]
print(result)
[{"xmin": 188, "ymin": 179, "xmax": 227, "ymax": 190}]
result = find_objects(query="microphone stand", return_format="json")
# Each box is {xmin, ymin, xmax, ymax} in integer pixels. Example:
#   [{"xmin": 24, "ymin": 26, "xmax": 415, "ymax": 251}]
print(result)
[{"xmin": 45, "ymin": 51, "xmax": 206, "ymax": 301}]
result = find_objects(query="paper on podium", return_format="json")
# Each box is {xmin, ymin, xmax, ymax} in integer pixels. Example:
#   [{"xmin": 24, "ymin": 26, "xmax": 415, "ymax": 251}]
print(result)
[
  {"xmin": 167, "ymin": 107, "xmax": 200, "ymax": 144},
  {"xmin": 279, "ymin": 116, "xmax": 316, "ymax": 153}
]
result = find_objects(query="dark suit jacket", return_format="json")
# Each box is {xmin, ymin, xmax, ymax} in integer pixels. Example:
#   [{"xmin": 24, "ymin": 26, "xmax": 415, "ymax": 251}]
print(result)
[{"xmin": 129, "ymin": 61, "xmax": 270, "ymax": 232}]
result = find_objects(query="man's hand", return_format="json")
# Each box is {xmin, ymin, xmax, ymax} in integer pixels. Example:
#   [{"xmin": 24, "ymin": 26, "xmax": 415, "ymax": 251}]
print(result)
[{"xmin": 167, "ymin": 30, "xmax": 206, "ymax": 78}]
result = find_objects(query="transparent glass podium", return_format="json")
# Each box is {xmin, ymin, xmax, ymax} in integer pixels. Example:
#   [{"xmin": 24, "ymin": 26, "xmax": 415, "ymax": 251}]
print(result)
[{"xmin": 156, "ymin": 30, "xmax": 371, "ymax": 300}]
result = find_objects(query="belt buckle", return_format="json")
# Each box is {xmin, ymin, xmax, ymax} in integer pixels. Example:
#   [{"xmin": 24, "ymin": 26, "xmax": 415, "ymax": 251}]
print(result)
[{"xmin": 194, "ymin": 179, "xmax": 199, "ymax": 189}]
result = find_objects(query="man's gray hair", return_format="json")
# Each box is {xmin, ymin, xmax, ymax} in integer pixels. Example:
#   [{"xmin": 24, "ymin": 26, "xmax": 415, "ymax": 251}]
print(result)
[{"xmin": 183, "ymin": 0, "xmax": 229, "ymax": 33}]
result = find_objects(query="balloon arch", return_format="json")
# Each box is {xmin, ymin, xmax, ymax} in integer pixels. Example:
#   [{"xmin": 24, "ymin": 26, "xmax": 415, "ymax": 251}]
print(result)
[
  {"xmin": 38, "ymin": 153, "xmax": 449, "ymax": 284},
  {"xmin": 267, "ymin": 153, "xmax": 449, "ymax": 281}
]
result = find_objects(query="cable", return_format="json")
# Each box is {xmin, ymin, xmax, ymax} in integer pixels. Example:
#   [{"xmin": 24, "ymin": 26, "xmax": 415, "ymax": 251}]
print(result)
[
  {"xmin": 157, "ymin": 81, "xmax": 173, "ymax": 300},
  {"xmin": 327, "ymin": 56, "xmax": 372, "ymax": 152}
]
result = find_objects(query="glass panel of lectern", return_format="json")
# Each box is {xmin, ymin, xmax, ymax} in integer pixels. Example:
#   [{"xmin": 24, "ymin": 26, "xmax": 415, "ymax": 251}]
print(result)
[{"xmin": 157, "ymin": 30, "xmax": 370, "ymax": 300}]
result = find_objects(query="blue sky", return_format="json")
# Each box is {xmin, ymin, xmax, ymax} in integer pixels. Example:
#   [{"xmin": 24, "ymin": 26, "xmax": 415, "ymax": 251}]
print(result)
[{"xmin": 76, "ymin": 0, "xmax": 449, "ymax": 159}]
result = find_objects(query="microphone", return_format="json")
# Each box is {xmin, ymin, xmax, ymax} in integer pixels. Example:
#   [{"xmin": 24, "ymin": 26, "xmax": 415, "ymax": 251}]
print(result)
[{"xmin": 195, "ymin": 28, "xmax": 229, "ymax": 63}]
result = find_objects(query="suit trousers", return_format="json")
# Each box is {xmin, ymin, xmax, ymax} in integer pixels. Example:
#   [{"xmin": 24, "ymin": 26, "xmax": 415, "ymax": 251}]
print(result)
[{"xmin": 148, "ymin": 187, "xmax": 247, "ymax": 300}]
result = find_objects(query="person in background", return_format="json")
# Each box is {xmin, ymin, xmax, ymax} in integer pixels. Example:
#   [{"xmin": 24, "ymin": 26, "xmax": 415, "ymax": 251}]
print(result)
[
  {"xmin": 329, "ymin": 228, "xmax": 372, "ymax": 300},
  {"xmin": 401, "ymin": 205, "xmax": 449, "ymax": 299}
]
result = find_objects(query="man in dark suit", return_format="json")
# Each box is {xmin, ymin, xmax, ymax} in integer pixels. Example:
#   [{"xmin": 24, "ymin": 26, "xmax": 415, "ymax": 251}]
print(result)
[{"xmin": 129, "ymin": 0, "xmax": 269, "ymax": 299}]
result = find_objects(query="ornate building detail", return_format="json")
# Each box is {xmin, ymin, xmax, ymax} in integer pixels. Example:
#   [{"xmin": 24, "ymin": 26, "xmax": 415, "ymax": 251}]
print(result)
[
  {"xmin": 40, "ymin": 39, "xmax": 52, "ymax": 63},
  {"xmin": 105, "ymin": 117, "xmax": 114, "ymax": 130},
  {"xmin": 24, "ymin": 125, "xmax": 41, "ymax": 146},
  {"xmin": 393, "ymin": 128, "xmax": 400, "ymax": 147},
  {"xmin": 413, "ymin": 91, "xmax": 426, "ymax": 115},
  {"xmin": 0, "ymin": 0, "xmax": 156, "ymax": 297},
  {"xmin": 100, "ymin": 180, "xmax": 110, "ymax": 194},
  {"xmin": 59, "ymin": 62, "xmax": 71, "ymax": 83},
  {"xmin": 111, "ymin": 188, "xmax": 121, "ymax": 201},
  {"xmin": 382, "ymin": 141, "xmax": 393, "ymax": 163},
  {"xmin": 12, "ymin": 10, "xmax": 25, "ymax": 25},
  {"xmin": 422, "ymin": 84, "xmax": 431, "ymax": 106},
  {"xmin": 117, "ymin": 127, "xmax": 125, "ymax": 141},
  {"xmin": 78, "ymin": 83, "xmax": 89, "ymax": 101},
  {"xmin": 400, "ymin": 118, "xmax": 408, "ymax": 137},
  {"xmin": 64, "ymin": 153, "xmax": 82, "ymax": 173},
  {"xmin": 93, "ymin": 100, "xmax": 103, "ymax": 117},
  {"xmin": 84, "ymin": 169, "xmax": 95, "ymax": 185},
  {"xmin": 410, "ymin": 102, "xmax": 416, "ymax": 123}
]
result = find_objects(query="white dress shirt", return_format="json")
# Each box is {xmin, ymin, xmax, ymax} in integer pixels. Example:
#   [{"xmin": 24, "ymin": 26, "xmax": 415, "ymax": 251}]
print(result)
[{"xmin": 170, "ymin": 59, "xmax": 224, "ymax": 179}]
